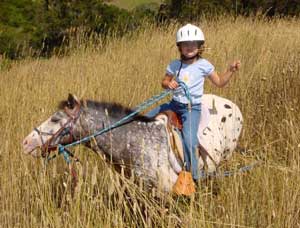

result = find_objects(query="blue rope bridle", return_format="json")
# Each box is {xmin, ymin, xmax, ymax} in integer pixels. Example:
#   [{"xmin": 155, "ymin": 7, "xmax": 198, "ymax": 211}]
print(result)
[{"xmin": 45, "ymin": 82, "xmax": 192, "ymax": 164}]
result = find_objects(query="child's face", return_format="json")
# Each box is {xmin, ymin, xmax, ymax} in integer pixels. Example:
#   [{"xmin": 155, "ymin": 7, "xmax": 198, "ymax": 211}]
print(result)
[{"xmin": 178, "ymin": 41, "xmax": 199, "ymax": 58}]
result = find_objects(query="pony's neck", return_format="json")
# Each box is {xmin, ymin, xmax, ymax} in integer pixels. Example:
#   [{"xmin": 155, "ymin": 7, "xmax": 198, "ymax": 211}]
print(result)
[
  {"xmin": 76, "ymin": 106, "xmax": 148, "ymax": 164},
  {"xmin": 77, "ymin": 108, "xmax": 110, "ymax": 134}
]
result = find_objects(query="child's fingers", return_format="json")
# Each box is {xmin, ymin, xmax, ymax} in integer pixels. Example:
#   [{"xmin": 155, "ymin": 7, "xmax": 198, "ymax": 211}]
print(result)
[
  {"xmin": 235, "ymin": 61, "xmax": 241, "ymax": 70},
  {"xmin": 230, "ymin": 60, "xmax": 241, "ymax": 72},
  {"xmin": 168, "ymin": 80, "xmax": 178, "ymax": 89}
]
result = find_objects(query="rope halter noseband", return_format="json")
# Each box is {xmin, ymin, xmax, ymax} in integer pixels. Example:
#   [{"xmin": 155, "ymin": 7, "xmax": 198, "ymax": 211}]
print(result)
[{"xmin": 33, "ymin": 104, "xmax": 81, "ymax": 158}]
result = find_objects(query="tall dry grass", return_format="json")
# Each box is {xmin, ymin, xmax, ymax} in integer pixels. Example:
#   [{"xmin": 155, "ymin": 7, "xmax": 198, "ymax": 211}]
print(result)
[{"xmin": 0, "ymin": 16, "xmax": 300, "ymax": 227}]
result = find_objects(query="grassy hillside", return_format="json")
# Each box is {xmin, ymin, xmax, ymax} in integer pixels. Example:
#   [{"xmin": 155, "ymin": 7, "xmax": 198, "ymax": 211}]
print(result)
[
  {"xmin": 107, "ymin": 0, "xmax": 163, "ymax": 9},
  {"xmin": 0, "ymin": 17, "xmax": 300, "ymax": 227}
]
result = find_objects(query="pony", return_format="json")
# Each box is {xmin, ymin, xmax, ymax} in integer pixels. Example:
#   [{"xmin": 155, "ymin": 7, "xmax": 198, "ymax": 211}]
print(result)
[{"xmin": 23, "ymin": 94, "xmax": 243, "ymax": 193}]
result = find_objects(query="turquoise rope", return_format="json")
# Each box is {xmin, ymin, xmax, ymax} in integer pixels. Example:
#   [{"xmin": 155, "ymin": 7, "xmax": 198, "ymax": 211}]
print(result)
[
  {"xmin": 199, "ymin": 161, "xmax": 260, "ymax": 179},
  {"xmin": 61, "ymin": 89, "xmax": 172, "ymax": 150},
  {"xmin": 55, "ymin": 85, "xmax": 193, "ymax": 164},
  {"xmin": 177, "ymin": 81, "xmax": 192, "ymax": 105},
  {"xmin": 54, "ymin": 89, "xmax": 172, "ymax": 163},
  {"xmin": 59, "ymin": 83, "xmax": 191, "ymax": 151}
]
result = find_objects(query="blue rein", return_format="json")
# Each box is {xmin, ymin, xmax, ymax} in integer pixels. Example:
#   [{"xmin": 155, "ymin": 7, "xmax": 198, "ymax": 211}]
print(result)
[{"xmin": 50, "ymin": 83, "xmax": 191, "ymax": 165}]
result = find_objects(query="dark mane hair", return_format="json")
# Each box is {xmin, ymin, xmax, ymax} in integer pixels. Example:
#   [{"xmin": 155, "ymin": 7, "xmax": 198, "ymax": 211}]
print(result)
[{"xmin": 58, "ymin": 99, "xmax": 152, "ymax": 122}]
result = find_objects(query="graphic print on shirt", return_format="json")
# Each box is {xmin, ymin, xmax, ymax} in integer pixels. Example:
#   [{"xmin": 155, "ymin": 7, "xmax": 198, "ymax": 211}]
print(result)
[
  {"xmin": 175, "ymin": 69, "xmax": 190, "ymax": 85},
  {"xmin": 182, "ymin": 72, "xmax": 190, "ymax": 84}
]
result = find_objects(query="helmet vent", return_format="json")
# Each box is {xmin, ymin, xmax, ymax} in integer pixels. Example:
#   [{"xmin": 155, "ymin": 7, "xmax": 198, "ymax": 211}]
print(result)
[{"xmin": 187, "ymin": 30, "xmax": 190, "ymax": 36}]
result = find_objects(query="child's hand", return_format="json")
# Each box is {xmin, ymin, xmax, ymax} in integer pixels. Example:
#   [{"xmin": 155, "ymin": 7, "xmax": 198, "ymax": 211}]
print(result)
[
  {"xmin": 229, "ymin": 60, "xmax": 241, "ymax": 73},
  {"xmin": 167, "ymin": 79, "xmax": 179, "ymax": 89}
]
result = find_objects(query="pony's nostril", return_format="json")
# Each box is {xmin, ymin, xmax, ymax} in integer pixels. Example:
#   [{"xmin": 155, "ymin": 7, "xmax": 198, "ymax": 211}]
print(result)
[{"xmin": 23, "ymin": 140, "xmax": 28, "ymax": 145}]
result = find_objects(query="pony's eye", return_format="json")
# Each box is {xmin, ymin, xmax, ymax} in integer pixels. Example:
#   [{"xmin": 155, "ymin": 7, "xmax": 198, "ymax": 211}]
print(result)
[{"xmin": 51, "ymin": 116, "xmax": 60, "ymax": 123}]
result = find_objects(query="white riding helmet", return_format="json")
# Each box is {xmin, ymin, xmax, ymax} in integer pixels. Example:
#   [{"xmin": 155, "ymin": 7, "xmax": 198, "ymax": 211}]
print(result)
[{"xmin": 176, "ymin": 23, "xmax": 205, "ymax": 44}]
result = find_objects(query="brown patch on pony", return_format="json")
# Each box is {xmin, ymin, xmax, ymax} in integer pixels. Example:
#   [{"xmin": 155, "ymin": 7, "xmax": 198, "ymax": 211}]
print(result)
[{"xmin": 158, "ymin": 110, "xmax": 183, "ymax": 130}]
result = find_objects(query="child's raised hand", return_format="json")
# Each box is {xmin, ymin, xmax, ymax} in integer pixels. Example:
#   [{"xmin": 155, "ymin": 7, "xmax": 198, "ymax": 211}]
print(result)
[{"xmin": 229, "ymin": 60, "xmax": 241, "ymax": 73}]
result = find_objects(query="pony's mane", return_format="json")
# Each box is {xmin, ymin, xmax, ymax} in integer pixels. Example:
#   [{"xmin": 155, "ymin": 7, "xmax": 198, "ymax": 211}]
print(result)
[{"xmin": 58, "ymin": 99, "xmax": 152, "ymax": 122}]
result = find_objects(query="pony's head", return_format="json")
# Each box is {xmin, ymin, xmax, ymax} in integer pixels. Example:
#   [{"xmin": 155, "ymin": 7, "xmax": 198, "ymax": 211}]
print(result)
[{"xmin": 22, "ymin": 94, "xmax": 81, "ymax": 157}]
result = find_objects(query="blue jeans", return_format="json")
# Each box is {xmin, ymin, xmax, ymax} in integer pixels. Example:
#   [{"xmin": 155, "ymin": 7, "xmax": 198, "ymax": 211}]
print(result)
[{"xmin": 146, "ymin": 100, "xmax": 201, "ymax": 180}]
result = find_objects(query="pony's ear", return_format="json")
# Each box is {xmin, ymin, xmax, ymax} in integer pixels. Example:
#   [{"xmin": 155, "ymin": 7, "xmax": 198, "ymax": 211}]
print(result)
[{"xmin": 67, "ymin": 94, "xmax": 80, "ymax": 109}]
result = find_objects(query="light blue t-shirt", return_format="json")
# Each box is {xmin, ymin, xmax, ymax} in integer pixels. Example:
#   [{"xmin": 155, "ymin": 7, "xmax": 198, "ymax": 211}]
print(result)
[{"xmin": 166, "ymin": 58, "xmax": 214, "ymax": 104}]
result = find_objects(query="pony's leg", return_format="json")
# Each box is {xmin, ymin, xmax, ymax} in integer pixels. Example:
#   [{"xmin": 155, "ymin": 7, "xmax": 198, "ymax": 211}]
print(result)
[{"xmin": 68, "ymin": 163, "xmax": 78, "ymax": 198}]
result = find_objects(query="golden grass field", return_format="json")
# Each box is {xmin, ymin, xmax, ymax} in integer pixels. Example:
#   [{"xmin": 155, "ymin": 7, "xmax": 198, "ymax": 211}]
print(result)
[{"xmin": 0, "ymin": 16, "xmax": 300, "ymax": 227}]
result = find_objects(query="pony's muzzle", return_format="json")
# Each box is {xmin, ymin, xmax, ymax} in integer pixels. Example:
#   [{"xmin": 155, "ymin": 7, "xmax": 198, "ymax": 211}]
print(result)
[{"xmin": 22, "ymin": 133, "xmax": 42, "ymax": 156}]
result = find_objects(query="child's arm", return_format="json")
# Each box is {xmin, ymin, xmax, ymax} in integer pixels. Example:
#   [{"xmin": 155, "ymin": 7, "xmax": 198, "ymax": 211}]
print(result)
[
  {"xmin": 162, "ymin": 74, "xmax": 179, "ymax": 89},
  {"xmin": 208, "ymin": 60, "xmax": 241, "ymax": 88}
]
